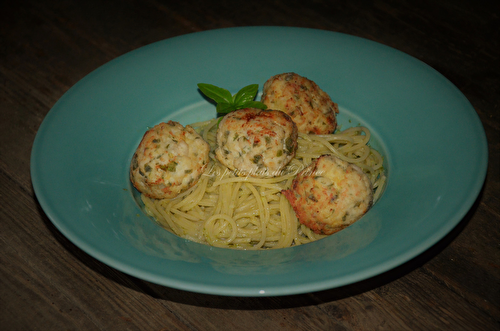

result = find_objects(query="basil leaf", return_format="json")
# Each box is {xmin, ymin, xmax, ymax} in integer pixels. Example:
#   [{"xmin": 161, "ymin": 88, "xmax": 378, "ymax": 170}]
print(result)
[
  {"xmin": 243, "ymin": 101, "xmax": 268, "ymax": 110},
  {"xmin": 198, "ymin": 83, "xmax": 233, "ymax": 104},
  {"xmin": 199, "ymin": 82, "xmax": 266, "ymax": 115},
  {"xmin": 233, "ymin": 84, "xmax": 259, "ymax": 106},
  {"xmin": 216, "ymin": 102, "xmax": 237, "ymax": 114}
]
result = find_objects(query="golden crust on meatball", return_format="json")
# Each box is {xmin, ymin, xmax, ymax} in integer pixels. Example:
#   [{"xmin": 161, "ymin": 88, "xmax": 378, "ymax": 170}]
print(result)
[
  {"xmin": 130, "ymin": 121, "xmax": 210, "ymax": 199},
  {"xmin": 215, "ymin": 108, "xmax": 298, "ymax": 178},
  {"xmin": 261, "ymin": 72, "xmax": 339, "ymax": 134},
  {"xmin": 282, "ymin": 155, "xmax": 373, "ymax": 235}
]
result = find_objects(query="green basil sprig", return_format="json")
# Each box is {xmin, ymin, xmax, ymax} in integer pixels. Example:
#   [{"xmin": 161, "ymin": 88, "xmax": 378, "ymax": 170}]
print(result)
[{"xmin": 197, "ymin": 83, "xmax": 267, "ymax": 114}]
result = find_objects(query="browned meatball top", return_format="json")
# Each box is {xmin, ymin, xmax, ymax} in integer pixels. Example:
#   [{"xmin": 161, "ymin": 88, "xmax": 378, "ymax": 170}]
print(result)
[
  {"xmin": 282, "ymin": 155, "xmax": 373, "ymax": 235},
  {"xmin": 261, "ymin": 72, "xmax": 339, "ymax": 134}
]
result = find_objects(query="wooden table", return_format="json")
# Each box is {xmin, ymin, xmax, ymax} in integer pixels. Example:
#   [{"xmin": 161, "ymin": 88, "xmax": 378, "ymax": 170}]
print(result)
[{"xmin": 2, "ymin": 0, "xmax": 499, "ymax": 329}]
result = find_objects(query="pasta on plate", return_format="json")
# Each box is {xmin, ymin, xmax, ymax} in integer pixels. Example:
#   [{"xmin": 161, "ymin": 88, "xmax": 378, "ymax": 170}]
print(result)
[{"xmin": 140, "ymin": 117, "xmax": 386, "ymax": 250}]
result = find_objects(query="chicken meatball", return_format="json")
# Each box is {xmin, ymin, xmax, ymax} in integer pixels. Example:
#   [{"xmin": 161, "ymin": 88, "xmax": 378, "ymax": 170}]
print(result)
[
  {"xmin": 282, "ymin": 155, "xmax": 373, "ymax": 235},
  {"xmin": 130, "ymin": 121, "xmax": 210, "ymax": 199},
  {"xmin": 215, "ymin": 108, "xmax": 298, "ymax": 178},
  {"xmin": 261, "ymin": 72, "xmax": 339, "ymax": 134}
]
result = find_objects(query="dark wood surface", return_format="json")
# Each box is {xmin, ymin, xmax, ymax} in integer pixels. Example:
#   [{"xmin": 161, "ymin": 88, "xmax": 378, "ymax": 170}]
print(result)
[{"xmin": 1, "ymin": 0, "xmax": 499, "ymax": 330}]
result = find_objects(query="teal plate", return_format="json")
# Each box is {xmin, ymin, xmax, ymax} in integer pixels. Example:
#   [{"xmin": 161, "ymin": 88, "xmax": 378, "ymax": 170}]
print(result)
[{"xmin": 31, "ymin": 27, "xmax": 488, "ymax": 296}]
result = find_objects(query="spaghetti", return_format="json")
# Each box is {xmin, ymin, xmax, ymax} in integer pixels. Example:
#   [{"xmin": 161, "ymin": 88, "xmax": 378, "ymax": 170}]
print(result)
[{"xmin": 141, "ymin": 117, "xmax": 386, "ymax": 250}]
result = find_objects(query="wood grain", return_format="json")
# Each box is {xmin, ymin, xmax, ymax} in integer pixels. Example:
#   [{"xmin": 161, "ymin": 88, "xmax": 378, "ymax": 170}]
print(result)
[{"xmin": 1, "ymin": 0, "xmax": 499, "ymax": 330}]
